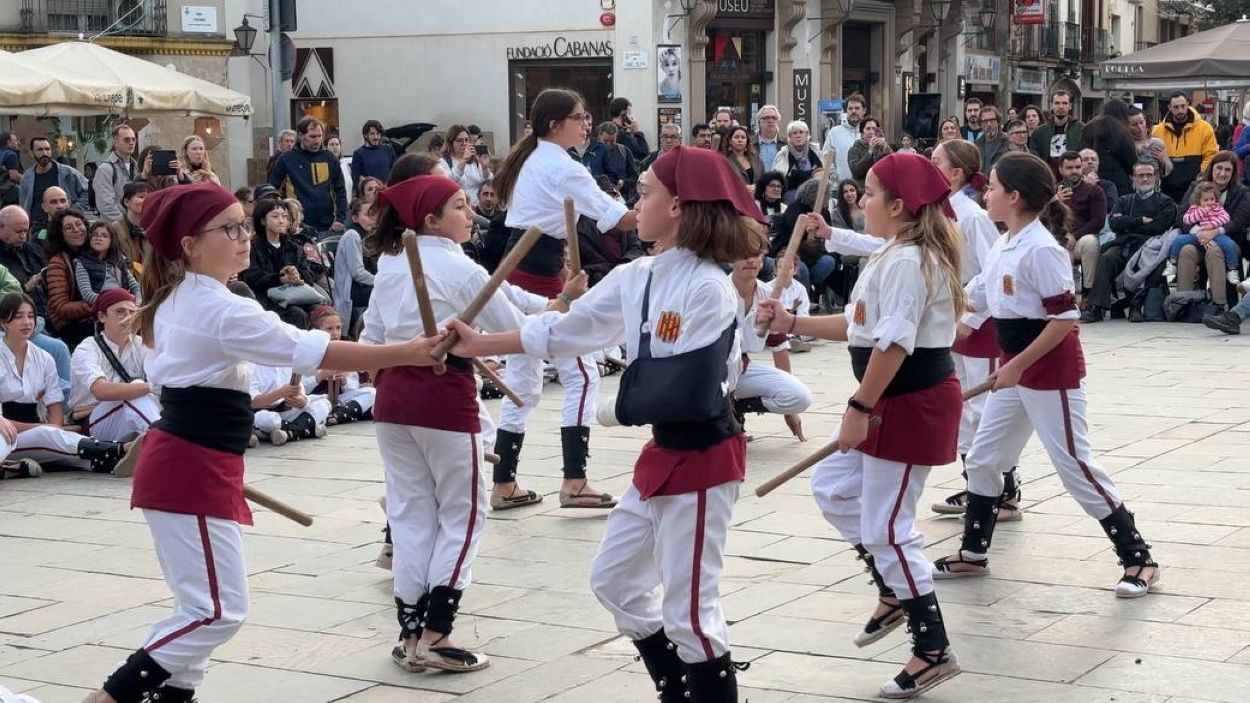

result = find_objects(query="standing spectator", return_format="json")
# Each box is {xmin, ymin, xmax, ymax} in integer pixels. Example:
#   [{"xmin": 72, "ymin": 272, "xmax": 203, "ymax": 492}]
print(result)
[
  {"xmin": 640, "ymin": 122, "xmax": 681, "ymax": 171},
  {"xmin": 1082, "ymin": 161, "xmax": 1177, "ymax": 323},
  {"xmin": 442, "ymin": 124, "xmax": 492, "ymax": 206},
  {"xmin": 1003, "ymin": 119, "xmax": 1031, "ymax": 154},
  {"xmin": 690, "ymin": 123, "xmax": 714, "ymax": 149},
  {"xmin": 1021, "ymin": 104, "xmax": 1044, "ymax": 138},
  {"xmin": 712, "ymin": 106, "xmax": 734, "ymax": 132},
  {"xmin": 1030, "ymin": 90, "xmax": 1084, "ymax": 176},
  {"xmin": 975, "ymin": 105, "xmax": 1010, "ymax": 171},
  {"xmin": 267, "ymin": 128, "xmax": 296, "ymax": 176},
  {"xmin": 719, "ymin": 125, "xmax": 763, "ymax": 185},
  {"xmin": 609, "ymin": 97, "xmax": 650, "ymax": 161},
  {"xmin": 268, "ymin": 116, "xmax": 348, "ymax": 235},
  {"xmin": 332, "ymin": 198, "xmax": 376, "ymax": 334},
  {"xmin": 93, "ymin": 124, "xmax": 139, "ymax": 222},
  {"xmin": 962, "ymin": 97, "xmax": 984, "ymax": 142},
  {"xmin": 176, "ymin": 135, "xmax": 219, "ymax": 185},
  {"xmin": 897, "ymin": 133, "xmax": 918, "ymax": 154},
  {"xmin": 1232, "ymin": 102, "xmax": 1250, "ymax": 180},
  {"xmin": 0, "ymin": 131, "xmax": 20, "ymax": 207},
  {"xmin": 1152, "ymin": 91, "xmax": 1219, "ymax": 204},
  {"xmin": 753, "ymin": 104, "xmax": 784, "ymax": 167},
  {"xmin": 848, "ymin": 116, "xmax": 892, "ymax": 182},
  {"xmin": 19, "ymin": 137, "xmax": 87, "ymax": 228},
  {"xmin": 773, "ymin": 120, "xmax": 823, "ymax": 204},
  {"xmin": 425, "ymin": 133, "xmax": 445, "ymax": 160},
  {"xmin": 107, "ymin": 182, "xmax": 152, "ymax": 276},
  {"xmin": 924, "ymin": 117, "xmax": 962, "ymax": 158},
  {"xmin": 584, "ymin": 122, "xmax": 639, "ymax": 204},
  {"xmin": 324, "ymin": 134, "xmax": 354, "ymax": 200},
  {"xmin": 43, "ymin": 208, "xmax": 96, "ymax": 347},
  {"xmin": 135, "ymin": 145, "xmax": 179, "ymax": 192},
  {"xmin": 1006, "ymin": 106, "xmax": 1019, "ymax": 122},
  {"xmin": 1128, "ymin": 107, "xmax": 1172, "ymax": 178},
  {"xmin": 1081, "ymin": 98, "xmax": 1138, "ymax": 195},
  {"xmin": 822, "ymin": 93, "xmax": 865, "ymax": 184},
  {"xmin": 351, "ymin": 119, "xmax": 398, "ymax": 193}
]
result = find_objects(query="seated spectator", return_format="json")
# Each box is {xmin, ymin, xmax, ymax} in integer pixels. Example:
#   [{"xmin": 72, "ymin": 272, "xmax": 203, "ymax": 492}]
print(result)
[
  {"xmin": 897, "ymin": 132, "xmax": 918, "ymax": 154},
  {"xmin": 44, "ymin": 208, "xmax": 96, "ymax": 347},
  {"xmin": 1079, "ymin": 149, "xmax": 1120, "ymax": 205},
  {"xmin": 1169, "ymin": 182, "xmax": 1236, "ymax": 281},
  {"xmin": 177, "ymin": 135, "xmax": 220, "ymax": 185},
  {"xmin": 19, "ymin": 137, "xmax": 88, "ymax": 229},
  {"xmin": 720, "ymin": 125, "xmax": 764, "ymax": 185},
  {"xmin": 830, "ymin": 179, "xmax": 866, "ymax": 231},
  {"xmin": 68, "ymin": 289, "xmax": 160, "ymax": 441},
  {"xmin": 235, "ymin": 186, "xmax": 255, "ymax": 224},
  {"xmin": 848, "ymin": 116, "xmax": 893, "ymax": 182},
  {"xmin": 584, "ymin": 122, "xmax": 639, "ymax": 204},
  {"xmin": 359, "ymin": 176, "xmax": 384, "ymax": 208},
  {"xmin": 244, "ymin": 199, "xmax": 319, "ymax": 329},
  {"xmin": 0, "ymin": 205, "xmax": 69, "ymax": 394},
  {"xmin": 575, "ymin": 177, "xmax": 645, "ymax": 286},
  {"xmin": 773, "ymin": 177, "xmax": 837, "ymax": 301},
  {"xmin": 754, "ymin": 171, "xmax": 787, "ymax": 222},
  {"xmin": 250, "ymin": 363, "xmax": 330, "ymax": 445},
  {"xmin": 1173, "ymin": 151, "xmax": 1250, "ymax": 304},
  {"xmin": 284, "ymin": 197, "xmax": 332, "ymax": 294},
  {"xmin": 1083, "ymin": 161, "xmax": 1178, "ymax": 322},
  {"xmin": 332, "ymin": 198, "xmax": 377, "ymax": 335},
  {"xmin": 33, "ymin": 186, "xmax": 69, "ymax": 241},
  {"xmin": 773, "ymin": 120, "xmax": 823, "ymax": 203},
  {"xmin": 109, "ymin": 182, "xmax": 152, "ymax": 277},
  {"xmin": 1057, "ymin": 151, "xmax": 1108, "ymax": 296},
  {"xmin": 306, "ymin": 305, "xmax": 374, "ymax": 423},
  {"xmin": 74, "ymin": 221, "xmax": 142, "ymax": 309}
]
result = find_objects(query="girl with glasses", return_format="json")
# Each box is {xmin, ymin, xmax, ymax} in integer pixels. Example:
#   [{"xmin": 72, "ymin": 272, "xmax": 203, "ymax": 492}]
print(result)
[{"xmin": 73, "ymin": 222, "xmax": 142, "ymax": 307}]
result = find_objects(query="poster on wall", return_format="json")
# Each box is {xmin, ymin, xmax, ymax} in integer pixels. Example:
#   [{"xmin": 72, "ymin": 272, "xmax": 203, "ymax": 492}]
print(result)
[
  {"xmin": 1013, "ymin": 0, "xmax": 1045, "ymax": 25},
  {"xmin": 657, "ymin": 45, "xmax": 682, "ymax": 103},
  {"xmin": 658, "ymin": 107, "xmax": 683, "ymax": 140}
]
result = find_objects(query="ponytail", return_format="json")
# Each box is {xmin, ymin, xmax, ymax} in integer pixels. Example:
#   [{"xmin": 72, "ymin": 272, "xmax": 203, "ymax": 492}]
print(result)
[
  {"xmin": 1040, "ymin": 198, "xmax": 1072, "ymax": 244},
  {"xmin": 890, "ymin": 204, "xmax": 967, "ymax": 317},
  {"xmin": 137, "ymin": 248, "xmax": 186, "ymax": 348},
  {"xmin": 994, "ymin": 152, "xmax": 1070, "ymax": 243},
  {"xmin": 493, "ymin": 133, "xmax": 539, "ymax": 205}
]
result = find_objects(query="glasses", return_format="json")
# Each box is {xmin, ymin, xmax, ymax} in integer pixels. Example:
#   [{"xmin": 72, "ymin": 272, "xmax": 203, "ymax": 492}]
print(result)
[
  {"xmin": 198, "ymin": 220, "xmax": 249, "ymax": 241},
  {"xmin": 982, "ymin": 117, "xmax": 999, "ymax": 124},
  {"xmin": 566, "ymin": 113, "xmax": 592, "ymax": 123},
  {"xmin": 1134, "ymin": 173, "xmax": 1156, "ymax": 180},
  {"xmin": 453, "ymin": 137, "xmax": 472, "ymax": 144},
  {"xmin": 1008, "ymin": 130, "xmax": 1028, "ymax": 136},
  {"xmin": 89, "ymin": 231, "xmax": 110, "ymax": 239}
]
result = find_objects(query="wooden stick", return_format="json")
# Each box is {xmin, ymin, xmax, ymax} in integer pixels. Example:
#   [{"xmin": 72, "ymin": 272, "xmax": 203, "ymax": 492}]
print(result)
[
  {"xmin": 485, "ymin": 452, "xmax": 499, "ymax": 464},
  {"xmin": 244, "ymin": 485, "xmax": 314, "ymax": 526},
  {"xmin": 755, "ymin": 150, "xmax": 833, "ymax": 336},
  {"xmin": 431, "ymin": 226, "xmax": 545, "ymax": 362},
  {"xmin": 288, "ymin": 372, "xmax": 300, "ymax": 389},
  {"xmin": 563, "ymin": 196, "xmax": 580, "ymax": 276},
  {"xmin": 401, "ymin": 231, "xmax": 447, "ymax": 374},
  {"xmin": 473, "ymin": 358, "xmax": 524, "ymax": 407},
  {"xmin": 327, "ymin": 377, "xmax": 340, "ymax": 406},
  {"xmin": 754, "ymin": 380, "xmax": 996, "ymax": 497}
]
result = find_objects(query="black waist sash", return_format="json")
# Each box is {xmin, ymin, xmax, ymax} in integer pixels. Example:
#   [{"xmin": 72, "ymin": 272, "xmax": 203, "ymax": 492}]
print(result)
[
  {"xmin": 505, "ymin": 229, "xmax": 565, "ymax": 277},
  {"xmin": 849, "ymin": 347, "xmax": 954, "ymax": 398},
  {"xmin": 154, "ymin": 386, "xmax": 254, "ymax": 455},
  {"xmin": 1, "ymin": 401, "xmax": 40, "ymax": 424},
  {"xmin": 993, "ymin": 318, "xmax": 1048, "ymax": 355}
]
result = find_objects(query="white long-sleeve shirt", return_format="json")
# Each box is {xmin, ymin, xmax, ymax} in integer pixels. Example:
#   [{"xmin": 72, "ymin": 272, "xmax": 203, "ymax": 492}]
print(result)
[
  {"xmin": 949, "ymin": 190, "xmax": 1002, "ymax": 330},
  {"xmin": 69, "ymin": 333, "xmax": 150, "ymax": 410},
  {"xmin": 504, "ymin": 139, "xmax": 628, "ymax": 239},
  {"xmin": 966, "ymin": 218, "xmax": 1078, "ymax": 322},
  {"xmin": 845, "ymin": 242, "xmax": 956, "ymax": 353},
  {"xmin": 0, "ymin": 340, "xmax": 61, "ymax": 406},
  {"xmin": 449, "ymin": 159, "xmax": 490, "ymax": 206}
]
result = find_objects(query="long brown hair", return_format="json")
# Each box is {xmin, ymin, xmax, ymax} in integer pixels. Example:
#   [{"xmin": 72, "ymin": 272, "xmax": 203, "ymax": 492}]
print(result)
[
  {"xmin": 441, "ymin": 124, "xmax": 469, "ymax": 161},
  {"xmin": 493, "ymin": 88, "xmax": 584, "ymax": 205},
  {"xmin": 138, "ymin": 246, "xmax": 185, "ymax": 347},
  {"xmin": 935, "ymin": 140, "xmax": 982, "ymax": 190},
  {"xmin": 875, "ymin": 181, "xmax": 966, "ymax": 316},
  {"xmin": 676, "ymin": 202, "xmax": 768, "ymax": 265},
  {"xmin": 992, "ymin": 152, "xmax": 1071, "ymax": 242}
]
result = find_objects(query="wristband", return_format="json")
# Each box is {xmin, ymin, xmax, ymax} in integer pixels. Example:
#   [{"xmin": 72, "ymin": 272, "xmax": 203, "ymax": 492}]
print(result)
[
  {"xmin": 557, "ymin": 293, "xmax": 573, "ymax": 307},
  {"xmin": 847, "ymin": 396, "xmax": 873, "ymax": 414}
]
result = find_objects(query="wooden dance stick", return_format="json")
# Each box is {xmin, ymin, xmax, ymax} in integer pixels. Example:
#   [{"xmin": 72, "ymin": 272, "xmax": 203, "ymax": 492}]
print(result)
[
  {"xmin": 473, "ymin": 358, "xmax": 524, "ymax": 408},
  {"xmin": 485, "ymin": 452, "xmax": 500, "ymax": 464},
  {"xmin": 401, "ymin": 231, "xmax": 447, "ymax": 375},
  {"xmin": 755, "ymin": 150, "xmax": 833, "ymax": 336},
  {"xmin": 288, "ymin": 372, "xmax": 300, "ymax": 387},
  {"xmin": 431, "ymin": 226, "xmax": 545, "ymax": 362},
  {"xmin": 244, "ymin": 485, "xmax": 314, "ymax": 526},
  {"xmin": 754, "ymin": 380, "xmax": 997, "ymax": 498},
  {"xmin": 327, "ymin": 377, "xmax": 340, "ymax": 405},
  {"xmin": 563, "ymin": 196, "xmax": 581, "ymax": 276}
]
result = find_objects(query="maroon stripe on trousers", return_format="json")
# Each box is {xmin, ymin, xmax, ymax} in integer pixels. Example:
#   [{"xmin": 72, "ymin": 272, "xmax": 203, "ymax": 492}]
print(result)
[
  {"xmin": 146, "ymin": 515, "xmax": 221, "ymax": 652},
  {"xmin": 887, "ymin": 463, "xmax": 920, "ymax": 599},
  {"xmin": 447, "ymin": 434, "xmax": 479, "ymax": 588},
  {"xmin": 575, "ymin": 358, "xmax": 590, "ymax": 425},
  {"xmin": 689, "ymin": 490, "xmax": 715, "ymax": 660},
  {"xmin": 124, "ymin": 400, "xmax": 155, "ymax": 426},
  {"xmin": 1059, "ymin": 389, "xmax": 1117, "ymax": 513},
  {"xmin": 84, "ymin": 403, "xmax": 124, "ymax": 432}
]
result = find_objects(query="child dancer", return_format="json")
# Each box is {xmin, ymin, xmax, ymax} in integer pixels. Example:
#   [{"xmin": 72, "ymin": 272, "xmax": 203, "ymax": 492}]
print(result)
[
  {"xmin": 83, "ymin": 182, "xmax": 443, "ymax": 703},
  {"xmin": 307, "ymin": 305, "xmax": 375, "ymax": 425},
  {"xmin": 761, "ymin": 153, "xmax": 965, "ymax": 699},
  {"xmin": 0, "ymin": 292, "xmax": 136, "ymax": 474},
  {"xmin": 1166, "ymin": 181, "xmax": 1237, "ymax": 283},
  {"xmin": 68, "ymin": 289, "xmax": 160, "ymax": 445},
  {"xmin": 932, "ymin": 152, "xmax": 1161, "ymax": 599},
  {"xmin": 74, "ymin": 223, "xmax": 143, "ymax": 305},
  {"xmin": 451, "ymin": 146, "xmax": 765, "ymax": 702},
  {"xmin": 249, "ymin": 363, "xmax": 330, "ymax": 444}
]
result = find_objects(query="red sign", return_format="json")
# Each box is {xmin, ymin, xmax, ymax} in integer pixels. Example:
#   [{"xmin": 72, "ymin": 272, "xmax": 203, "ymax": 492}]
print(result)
[
  {"xmin": 1013, "ymin": 0, "xmax": 1045, "ymax": 25},
  {"xmin": 600, "ymin": 11, "xmax": 615, "ymax": 27}
]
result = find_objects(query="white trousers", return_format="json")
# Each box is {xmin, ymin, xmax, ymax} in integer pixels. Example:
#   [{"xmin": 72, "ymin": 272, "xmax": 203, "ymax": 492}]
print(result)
[
  {"xmin": 339, "ymin": 386, "xmax": 375, "ymax": 414},
  {"xmin": 965, "ymin": 385, "xmax": 1121, "ymax": 522},
  {"xmin": 5, "ymin": 425, "xmax": 88, "ymax": 469},
  {"xmin": 735, "ymin": 362, "xmax": 813, "ymax": 414},
  {"xmin": 137, "ymin": 510, "xmax": 248, "ymax": 689},
  {"xmin": 87, "ymin": 395, "xmax": 161, "ymax": 442},
  {"xmin": 377, "ymin": 423, "xmax": 487, "ymax": 605},
  {"xmin": 478, "ymin": 400, "xmax": 496, "ymax": 455},
  {"xmin": 499, "ymin": 352, "xmax": 599, "ymax": 432},
  {"xmin": 253, "ymin": 396, "xmax": 332, "ymax": 433},
  {"xmin": 589, "ymin": 483, "xmax": 737, "ymax": 664},
  {"xmin": 812, "ymin": 449, "xmax": 935, "ymax": 599},
  {"xmin": 953, "ymin": 353, "xmax": 997, "ymax": 456}
]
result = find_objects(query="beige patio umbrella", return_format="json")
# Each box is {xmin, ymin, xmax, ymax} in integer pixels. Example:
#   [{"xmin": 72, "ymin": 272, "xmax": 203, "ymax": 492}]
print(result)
[
  {"xmin": 0, "ymin": 48, "xmax": 127, "ymax": 116},
  {"xmin": 19, "ymin": 41, "xmax": 252, "ymax": 117}
]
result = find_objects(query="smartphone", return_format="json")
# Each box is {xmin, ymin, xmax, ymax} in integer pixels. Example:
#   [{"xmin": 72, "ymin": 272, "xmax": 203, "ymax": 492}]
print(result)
[
  {"xmin": 151, "ymin": 149, "xmax": 177, "ymax": 176},
  {"xmin": 474, "ymin": 144, "xmax": 489, "ymax": 156}
]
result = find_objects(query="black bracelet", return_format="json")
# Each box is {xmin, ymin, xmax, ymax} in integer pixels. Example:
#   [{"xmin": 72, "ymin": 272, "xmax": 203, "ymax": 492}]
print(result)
[{"xmin": 847, "ymin": 396, "xmax": 873, "ymax": 414}]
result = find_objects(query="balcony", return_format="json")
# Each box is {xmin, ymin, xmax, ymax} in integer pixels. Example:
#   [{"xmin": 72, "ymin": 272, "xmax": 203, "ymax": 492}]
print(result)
[
  {"xmin": 1082, "ymin": 28, "xmax": 1110, "ymax": 63},
  {"xmin": 1134, "ymin": 40, "xmax": 1157, "ymax": 52},
  {"xmin": 19, "ymin": 0, "xmax": 168, "ymax": 36},
  {"xmin": 1061, "ymin": 21, "xmax": 1082, "ymax": 62},
  {"xmin": 1011, "ymin": 22, "xmax": 1061, "ymax": 62}
]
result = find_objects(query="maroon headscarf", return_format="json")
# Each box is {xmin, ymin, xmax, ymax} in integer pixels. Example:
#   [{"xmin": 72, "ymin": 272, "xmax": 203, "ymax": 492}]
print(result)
[
  {"xmin": 649, "ymin": 146, "xmax": 768, "ymax": 224},
  {"xmin": 378, "ymin": 175, "xmax": 462, "ymax": 230},
  {"xmin": 870, "ymin": 152, "xmax": 957, "ymax": 218},
  {"xmin": 140, "ymin": 182, "xmax": 239, "ymax": 261}
]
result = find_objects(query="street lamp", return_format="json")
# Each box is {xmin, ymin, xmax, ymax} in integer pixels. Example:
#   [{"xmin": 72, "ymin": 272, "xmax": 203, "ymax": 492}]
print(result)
[
  {"xmin": 233, "ymin": 17, "xmax": 258, "ymax": 54},
  {"xmin": 930, "ymin": 0, "xmax": 952, "ymax": 23},
  {"xmin": 977, "ymin": 3, "xmax": 997, "ymax": 30}
]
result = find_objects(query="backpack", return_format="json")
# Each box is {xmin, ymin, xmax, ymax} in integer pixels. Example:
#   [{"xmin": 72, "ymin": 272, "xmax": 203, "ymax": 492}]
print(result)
[{"xmin": 1163, "ymin": 290, "xmax": 1218, "ymax": 323}]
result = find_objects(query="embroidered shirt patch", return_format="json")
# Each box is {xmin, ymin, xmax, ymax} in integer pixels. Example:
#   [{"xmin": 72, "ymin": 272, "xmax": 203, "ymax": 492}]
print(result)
[
  {"xmin": 1002, "ymin": 274, "xmax": 1015, "ymax": 296},
  {"xmin": 853, "ymin": 300, "xmax": 867, "ymax": 325},
  {"xmin": 656, "ymin": 311, "xmax": 682, "ymax": 343}
]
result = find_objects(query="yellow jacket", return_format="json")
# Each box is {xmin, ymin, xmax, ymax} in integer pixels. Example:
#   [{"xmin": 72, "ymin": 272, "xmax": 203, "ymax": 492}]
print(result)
[{"xmin": 1151, "ymin": 108, "xmax": 1218, "ymax": 172}]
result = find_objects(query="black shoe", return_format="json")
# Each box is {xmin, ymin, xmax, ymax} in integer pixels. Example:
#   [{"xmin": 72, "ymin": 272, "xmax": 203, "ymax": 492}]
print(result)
[
  {"xmin": 1203, "ymin": 310, "xmax": 1242, "ymax": 335},
  {"xmin": 1080, "ymin": 306, "xmax": 1105, "ymax": 323},
  {"xmin": 1128, "ymin": 306, "xmax": 1145, "ymax": 323},
  {"xmin": 283, "ymin": 413, "xmax": 319, "ymax": 440},
  {"xmin": 77, "ymin": 438, "xmax": 128, "ymax": 474},
  {"xmin": 684, "ymin": 653, "xmax": 747, "ymax": 702},
  {"xmin": 633, "ymin": 630, "xmax": 687, "ymax": 702},
  {"xmin": 149, "ymin": 686, "xmax": 197, "ymax": 702}
]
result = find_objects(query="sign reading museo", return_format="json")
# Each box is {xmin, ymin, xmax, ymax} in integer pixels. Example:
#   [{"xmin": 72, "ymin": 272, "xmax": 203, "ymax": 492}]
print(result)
[{"xmin": 507, "ymin": 37, "xmax": 614, "ymax": 60}]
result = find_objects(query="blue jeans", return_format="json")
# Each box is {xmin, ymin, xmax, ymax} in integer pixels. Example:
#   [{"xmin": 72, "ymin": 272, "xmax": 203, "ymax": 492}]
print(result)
[
  {"xmin": 1233, "ymin": 295, "xmax": 1250, "ymax": 320},
  {"xmin": 32, "ymin": 317, "xmax": 72, "ymax": 397},
  {"xmin": 1169, "ymin": 233, "xmax": 1239, "ymax": 271}
]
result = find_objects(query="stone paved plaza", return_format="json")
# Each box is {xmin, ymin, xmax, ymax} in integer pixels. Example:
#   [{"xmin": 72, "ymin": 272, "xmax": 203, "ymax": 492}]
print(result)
[{"xmin": 2, "ymin": 321, "xmax": 1250, "ymax": 702}]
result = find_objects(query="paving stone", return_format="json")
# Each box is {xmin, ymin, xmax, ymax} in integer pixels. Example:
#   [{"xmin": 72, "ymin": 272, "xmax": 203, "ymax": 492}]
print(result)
[{"xmin": 1075, "ymin": 653, "xmax": 1250, "ymax": 703}]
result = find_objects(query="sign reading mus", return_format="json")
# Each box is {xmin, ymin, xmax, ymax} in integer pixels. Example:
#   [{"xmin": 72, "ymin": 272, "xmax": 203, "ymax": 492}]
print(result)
[{"xmin": 507, "ymin": 37, "xmax": 614, "ymax": 60}]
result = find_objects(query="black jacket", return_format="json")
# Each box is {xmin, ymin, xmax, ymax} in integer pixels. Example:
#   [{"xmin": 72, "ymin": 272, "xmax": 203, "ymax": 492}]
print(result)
[
  {"xmin": 474, "ymin": 207, "xmax": 511, "ymax": 273},
  {"xmin": 575, "ymin": 215, "xmax": 645, "ymax": 286},
  {"xmin": 1082, "ymin": 116, "xmax": 1139, "ymax": 195},
  {"xmin": 244, "ymin": 234, "xmax": 316, "ymax": 305},
  {"xmin": 1107, "ymin": 191, "xmax": 1178, "ymax": 254},
  {"xmin": 615, "ymin": 128, "xmax": 650, "ymax": 161}
]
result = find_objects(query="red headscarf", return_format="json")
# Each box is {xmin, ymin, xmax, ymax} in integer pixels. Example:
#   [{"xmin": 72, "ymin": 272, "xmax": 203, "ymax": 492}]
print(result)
[
  {"xmin": 140, "ymin": 182, "xmax": 240, "ymax": 261},
  {"xmin": 91, "ymin": 288, "xmax": 135, "ymax": 318},
  {"xmin": 378, "ymin": 175, "xmax": 462, "ymax": 230},
  {"xmin": 309, "ymin": 304, "xmax": 339, "ymax": 329},
  {"xmin": 649, "ymin": 146, "xmax": 768, "ymax": 224},
  {"xmin": 870, "ymin": 152, "xmax": 957, "ymax": 218}
]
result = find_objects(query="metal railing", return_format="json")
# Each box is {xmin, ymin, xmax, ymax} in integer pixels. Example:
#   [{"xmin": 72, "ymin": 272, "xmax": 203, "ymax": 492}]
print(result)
[
  {"xmin": 18, "ymin": 0, "xmax": 168, "ymax": 36},
  {"xmin": 1061, "ymin": 21, "xmax": 1082, "ymax": 62},
  {"xmin": 1011, "ymin": 22, "xmax": 1061, "ymax": 61},
  {"xmin": 1082, "ymin": 28, "xmax": 1110, "ymax": 63}
]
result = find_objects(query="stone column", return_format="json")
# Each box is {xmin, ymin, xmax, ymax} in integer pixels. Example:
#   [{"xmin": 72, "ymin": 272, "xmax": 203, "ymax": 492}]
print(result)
[
  {"xmin": 819, "ymin": 0, "xmax": 850, "ymax": 103},
  {"xmin": 688, "ymin": 0, "xmax": 718, "ymax": 124},
  {"xmin": 775, "ymin": 0, "xmax": 807, "ymax": 120}
]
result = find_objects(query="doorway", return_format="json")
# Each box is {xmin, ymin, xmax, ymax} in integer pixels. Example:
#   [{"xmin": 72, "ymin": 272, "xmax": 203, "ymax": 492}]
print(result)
[
  {"xmin": 705, "ymin": 28, "xmax": 765, "ymax": 126},
  {"xmin": 509, "ymin": 59, "xmax": 613, "ymax": 144}
]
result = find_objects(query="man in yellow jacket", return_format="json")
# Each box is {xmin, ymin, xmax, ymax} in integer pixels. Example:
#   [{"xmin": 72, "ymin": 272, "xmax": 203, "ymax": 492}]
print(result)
[{"xmin": 1152, "ymin": 92, "xmax": 1218, "ymax": 203}]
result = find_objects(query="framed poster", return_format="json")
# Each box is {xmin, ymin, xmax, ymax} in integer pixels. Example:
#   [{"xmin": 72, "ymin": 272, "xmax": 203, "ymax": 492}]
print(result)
[{"xmin": 657, "ymin": 45, "xmax": 682, "ymax": 103}]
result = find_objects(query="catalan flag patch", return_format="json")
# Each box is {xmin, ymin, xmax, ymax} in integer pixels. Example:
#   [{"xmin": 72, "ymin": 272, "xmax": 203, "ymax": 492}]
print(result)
[
  {"xmin": 656, "ymin": 311, "xmax": 682, "ymax": 343},
  {"xmin": 853, "ymin": 300, "xmax": 866, "ymax": 326},
  {"xmin": 1002, "ymin": 274, "xmax": 1015, "ymax": 296}
]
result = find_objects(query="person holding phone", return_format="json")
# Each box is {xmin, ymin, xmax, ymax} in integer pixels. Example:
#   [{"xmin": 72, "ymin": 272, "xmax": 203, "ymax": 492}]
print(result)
[
  {"xmin": 610, "ymin": 97, "xmax": 650, "ymax": 161},
  {"xmin": 848, "ymin": 116, "xmax": 894, "ymax": 183},
  {"xmin": 137, "ymin": 146, "xmax": 180, "ymax": 192},
  {"xmin": 442, "ymin": 125, "xmax": 491, "ymax": 207}
]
